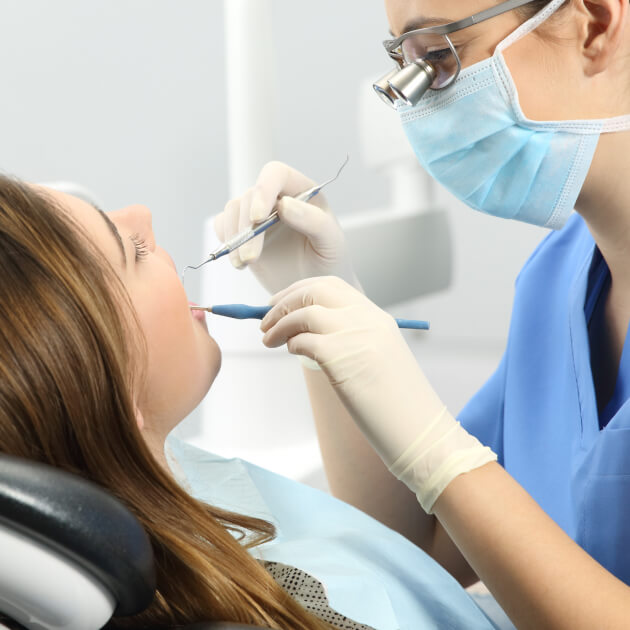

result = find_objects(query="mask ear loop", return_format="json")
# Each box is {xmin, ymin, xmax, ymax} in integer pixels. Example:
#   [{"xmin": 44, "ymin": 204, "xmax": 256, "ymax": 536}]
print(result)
[{"xmin": 491, "ymin": 0, "xmax": 568, "ymax": 116}]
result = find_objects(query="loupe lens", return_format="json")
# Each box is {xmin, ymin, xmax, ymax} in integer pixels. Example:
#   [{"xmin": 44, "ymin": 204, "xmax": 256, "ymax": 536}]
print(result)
[
  {"xmin": 401, "ymin": 33, "xmax": 458, "ymax": 89},
  {"xmin": 373, "ymin": 68, "xmax": 401, "ymax": 107},
  {"xmin": 387, "ymin": 59, "xmax": 436, "ymax": 107}
]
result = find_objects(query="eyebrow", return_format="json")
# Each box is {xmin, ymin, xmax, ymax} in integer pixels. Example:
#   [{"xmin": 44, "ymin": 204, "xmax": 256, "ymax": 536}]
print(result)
[
  {"xmin": 390, "ymin": 16, "xmax": 452, "ymax": 37},
  {"xmin": 93, "ymin": 204, "xmax": 127, "ymax": 267}
]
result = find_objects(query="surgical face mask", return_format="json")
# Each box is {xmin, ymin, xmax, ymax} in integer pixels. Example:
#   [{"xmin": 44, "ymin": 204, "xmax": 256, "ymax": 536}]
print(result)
[{"xmin": 397, "ymin": 0, "xmax": 630, "ymax": 229}]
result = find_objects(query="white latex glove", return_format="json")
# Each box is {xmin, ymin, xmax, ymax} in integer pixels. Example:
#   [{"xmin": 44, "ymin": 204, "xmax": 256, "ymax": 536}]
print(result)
[
  {"xmin": 214, "ymin": 161, "xmax": 361, "ymax": 295},
  {"xmin": 260, "ymin": 277, "xmax": 497, "ymax": 513}
]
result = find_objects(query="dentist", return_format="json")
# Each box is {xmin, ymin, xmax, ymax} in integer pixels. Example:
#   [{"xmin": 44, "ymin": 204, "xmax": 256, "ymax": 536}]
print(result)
[{"xmin": 215, "ymin": 1, "xmax": 630, "ymax": 627}]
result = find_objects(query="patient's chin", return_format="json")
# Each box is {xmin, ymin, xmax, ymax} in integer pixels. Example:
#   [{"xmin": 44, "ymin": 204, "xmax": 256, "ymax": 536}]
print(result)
[{"xmin": 196, "ymin": 334, "xmax": 222, "ymax": 400}]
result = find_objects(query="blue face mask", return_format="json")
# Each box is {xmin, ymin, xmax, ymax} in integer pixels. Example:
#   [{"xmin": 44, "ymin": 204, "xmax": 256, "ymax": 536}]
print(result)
[{"xmin": 397, "ymin": 0, "xmax": 630, "ymax": 229}]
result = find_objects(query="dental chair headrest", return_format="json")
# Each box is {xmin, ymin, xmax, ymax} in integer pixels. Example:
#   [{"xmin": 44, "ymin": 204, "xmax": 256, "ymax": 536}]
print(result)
[{"xmin": 0, "ymin": 454, "xmax": 156, "ymax": 618}]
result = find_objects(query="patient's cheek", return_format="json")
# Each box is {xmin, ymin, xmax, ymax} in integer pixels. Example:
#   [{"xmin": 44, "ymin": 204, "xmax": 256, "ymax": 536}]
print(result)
[
  {"xmin": 195, "ymin": 328, "xmax": 221, "ymax": 392},
  {"xmin": 143, "ymin": 298, "xmax": 220, "ymax": 418}
]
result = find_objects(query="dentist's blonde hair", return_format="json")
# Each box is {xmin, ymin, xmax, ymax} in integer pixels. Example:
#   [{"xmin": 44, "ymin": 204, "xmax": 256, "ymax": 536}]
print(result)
[
  {"xmin": 517, "ymin": 0, "xmax": 568, "ymax": 20},
  {"xmin": 0, "ymin": 175, "xmax": 332, "ymax": 630}
]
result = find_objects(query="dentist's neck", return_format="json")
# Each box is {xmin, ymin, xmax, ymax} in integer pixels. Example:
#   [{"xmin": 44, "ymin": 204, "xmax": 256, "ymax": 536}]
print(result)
[{"xmin": 577, "ymin": 129, "xmax": 630, "ymax": 306}]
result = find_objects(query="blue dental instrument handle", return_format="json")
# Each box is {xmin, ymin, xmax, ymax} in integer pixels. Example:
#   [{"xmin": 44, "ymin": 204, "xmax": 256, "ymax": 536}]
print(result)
[
  {"xmin": 211, "ymin": 304, "xmax": 272, "ymax": 320},
  {"xmin": 202, "ymin": 304, "xmax": 430, "ymax": 330},
  {"xmin": 393, "ymin": 318, "xmax": 430, "ymax": 331}
]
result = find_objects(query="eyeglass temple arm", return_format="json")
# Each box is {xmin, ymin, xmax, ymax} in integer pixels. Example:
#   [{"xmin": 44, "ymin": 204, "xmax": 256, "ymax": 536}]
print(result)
[{"xmin": 385, "ymin": 0, "xmax": 537, "ymax": 48}]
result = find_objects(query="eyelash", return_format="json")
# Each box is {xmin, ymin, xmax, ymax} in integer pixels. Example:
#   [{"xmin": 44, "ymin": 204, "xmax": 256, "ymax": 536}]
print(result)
[{"xmin": 130, "ymin": 233, "xmax": 149, "ymax": 262}]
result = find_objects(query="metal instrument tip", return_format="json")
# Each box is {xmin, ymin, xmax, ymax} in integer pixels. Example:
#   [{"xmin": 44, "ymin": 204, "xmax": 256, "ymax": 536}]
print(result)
[{"xmin": 181, "ymin": 254, "xmax": 216, "ymax": 286}]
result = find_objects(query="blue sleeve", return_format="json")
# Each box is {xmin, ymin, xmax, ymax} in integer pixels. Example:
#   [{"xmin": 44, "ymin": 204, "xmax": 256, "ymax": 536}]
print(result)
[
  {"xmin": 457, "ymin": 351, "xmax": 507, "ymax": 466},
  {"xmin": 456, "ymin": 229, "xmax": 557, "ymax": 467}
]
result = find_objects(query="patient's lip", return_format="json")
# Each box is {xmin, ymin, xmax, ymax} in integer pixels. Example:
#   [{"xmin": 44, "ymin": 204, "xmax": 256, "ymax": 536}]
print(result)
[{"xmin": 188, "ymin": 301, "xmax": 208, "ymax": 328}]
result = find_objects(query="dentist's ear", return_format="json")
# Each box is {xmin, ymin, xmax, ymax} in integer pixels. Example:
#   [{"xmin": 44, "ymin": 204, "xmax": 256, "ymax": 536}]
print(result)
[{"xmin": 578, "ymin": 0, "xmax": 628, "ymax": 76}]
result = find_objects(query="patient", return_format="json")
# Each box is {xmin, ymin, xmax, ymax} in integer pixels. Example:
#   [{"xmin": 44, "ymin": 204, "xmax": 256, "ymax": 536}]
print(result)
[{"xmin": 0, "ymin": 176, "xmax": 494, "ymax": 630}]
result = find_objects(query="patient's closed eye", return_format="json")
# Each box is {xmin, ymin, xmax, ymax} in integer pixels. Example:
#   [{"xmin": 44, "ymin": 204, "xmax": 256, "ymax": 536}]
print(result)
[{"xmin": 130, "ymin": 234, "xmax": 149, "ymax": 262}]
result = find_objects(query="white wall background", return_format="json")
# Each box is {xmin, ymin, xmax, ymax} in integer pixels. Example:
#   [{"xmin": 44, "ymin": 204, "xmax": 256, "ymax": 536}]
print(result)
[{"xmin": 0, "ymin": 1, "xmax": 547, "ymax": 482}]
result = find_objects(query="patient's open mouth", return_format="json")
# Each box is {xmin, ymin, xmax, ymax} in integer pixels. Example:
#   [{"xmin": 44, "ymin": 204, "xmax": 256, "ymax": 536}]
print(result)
[{"xmin": 189, "ymin": 302, "xmax": 208, "ymax": 328}]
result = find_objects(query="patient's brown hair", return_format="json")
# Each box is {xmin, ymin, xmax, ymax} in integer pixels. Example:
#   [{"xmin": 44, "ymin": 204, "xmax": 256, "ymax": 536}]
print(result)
[{"xmin": 0, "ymin": 175, "xmax": 331, "ymax": 629}]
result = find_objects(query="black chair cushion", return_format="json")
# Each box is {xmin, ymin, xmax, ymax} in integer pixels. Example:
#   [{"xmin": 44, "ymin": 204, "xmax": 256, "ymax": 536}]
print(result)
[
  {"xmin": 184, "ymin": 625, "xmax": 272, "ymax": 629},
  {"xmin": 0, "ymin": 454, "xmax": 155, "ymax": 616}
]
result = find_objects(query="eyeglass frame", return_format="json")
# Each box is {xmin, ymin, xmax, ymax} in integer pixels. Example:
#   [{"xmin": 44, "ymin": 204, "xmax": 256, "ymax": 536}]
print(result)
[{"xmin": 382, "ymin": 0, "xmax": 539, "ymax": 88}]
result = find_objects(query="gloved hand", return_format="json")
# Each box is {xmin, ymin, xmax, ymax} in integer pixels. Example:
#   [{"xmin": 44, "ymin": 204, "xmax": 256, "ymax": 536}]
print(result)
[
  {"xmin": 260, "ymin": 276, "xmax": 497, "ymax": 513},
  {"xmin": 214, "ymin": 161, "xmax": 361, "ymax": 295}
]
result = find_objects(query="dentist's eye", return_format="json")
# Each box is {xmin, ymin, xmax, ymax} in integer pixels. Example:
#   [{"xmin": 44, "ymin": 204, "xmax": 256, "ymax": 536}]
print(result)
[
  {"xmin": 130, "ymin": 233, "xmax": 149, "ymax": 262},
  {"xmin": 425, "ymin": 48, "xmax": 451, "ymax": 63}
]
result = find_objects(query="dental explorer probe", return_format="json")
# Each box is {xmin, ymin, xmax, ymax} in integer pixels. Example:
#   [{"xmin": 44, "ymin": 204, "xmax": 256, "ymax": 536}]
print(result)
[
  {"xmin": 190, "ymin": 304, "xmax": 430, "ymax": 331},
  {"xmin": 182, "ymin": 155, "xmax": 350, "ymax": 280}
]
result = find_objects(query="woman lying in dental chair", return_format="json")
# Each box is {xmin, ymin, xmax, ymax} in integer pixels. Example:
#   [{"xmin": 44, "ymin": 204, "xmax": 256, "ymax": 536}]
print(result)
[{"xmin": 0, "ymin": 176, "xmax": 495, "ymax": 630}]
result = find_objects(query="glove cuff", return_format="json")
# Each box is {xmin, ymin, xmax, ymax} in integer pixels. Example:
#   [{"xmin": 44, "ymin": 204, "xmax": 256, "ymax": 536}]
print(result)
[
  {"xmin": 388, "ymin": 407, "xmax": 497, "ymax": 513},
  {"xmin": 416, "ymin": 445, "xmax": 497, "ymax": 513}
]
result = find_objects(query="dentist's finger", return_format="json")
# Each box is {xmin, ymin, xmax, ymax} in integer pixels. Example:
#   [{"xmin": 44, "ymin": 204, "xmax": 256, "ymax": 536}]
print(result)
[
  {"xmin": 217, "ymin": 196, "xmax": 243, "ymax": 241},
  {"xmin": 262, "ymin": 277, "xmax": 343, "ymax": 331},
  {"xmin": 236, "ymin": 190, "xmax": 266, "ymax": 266},
  {"xmin": 239, "ymin": 190, "xmax": 255, "ymax": 233},
  {"xmin": 266, "ymin": 278, "xmax": 362, "ymax": 328},
  {"xmin": 262, "ymin": 279, "xmax": 366, "ymax": 335},
  {"xmin": 237, "ymin": 232, "xmax": 265, "ymax": 266},
  {"xmin": 216, "ymin": 197, "xmax": 246, "ymax": 269},
  {"xmin": 286, "ymin": 332, "xmax": 324, "ymax": 364},
  {"xmin": 276, "ymin": 197, "xmax": 343, "ymax": 252},
  {"xmin": 214, "ymin": 200, "xmax": 233, "ymax": 242},
  {"xmin": 262, "ymin": 304, "xmax": 342, "ymax": 348},
  {"xmin": 268, "ymin": 275, "xmax": 348, "ymax": 308},
  {"xmin": 227, "ymin": 189, "xmax": 253, "ymax": 269},
  {"xmin": 250, "ymin": 161, "xmax": 321, "ymax": 223}
]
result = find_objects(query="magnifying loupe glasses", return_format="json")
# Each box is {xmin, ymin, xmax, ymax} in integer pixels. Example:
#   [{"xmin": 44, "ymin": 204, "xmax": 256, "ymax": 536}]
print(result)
[
  {"xmin": 373, "ymin": 33, "xmax": 459, "ymax": 108},
  {"xmin": 373, "ymin": 0, "xmax": 540, "ymax": 107}
]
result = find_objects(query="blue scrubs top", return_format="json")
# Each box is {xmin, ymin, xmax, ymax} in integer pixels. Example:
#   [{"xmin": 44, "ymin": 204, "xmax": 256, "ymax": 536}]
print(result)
[
  {"xmin": 459, "ymin": 213, "xmax": 630, "ymax": 584},
  {"xmin": 167, "ymin": 436, "xmax": 496, "ymax": 630}
]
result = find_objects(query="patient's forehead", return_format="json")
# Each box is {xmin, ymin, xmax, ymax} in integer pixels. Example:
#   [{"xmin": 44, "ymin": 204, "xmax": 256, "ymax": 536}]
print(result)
[{"xmin": 36, "ymin": 185, "xmax": 125, "ymax": 271}]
